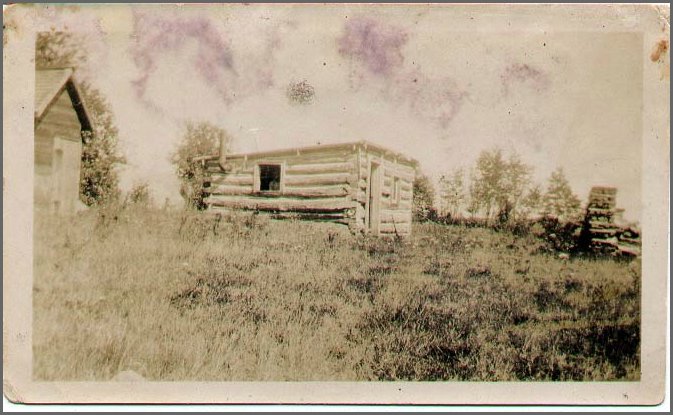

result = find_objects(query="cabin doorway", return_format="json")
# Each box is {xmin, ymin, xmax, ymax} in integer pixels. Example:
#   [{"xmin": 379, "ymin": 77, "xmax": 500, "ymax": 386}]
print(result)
[{"xmin": 367, "ymin": 162, "xmax": 382, "ymax": 234}]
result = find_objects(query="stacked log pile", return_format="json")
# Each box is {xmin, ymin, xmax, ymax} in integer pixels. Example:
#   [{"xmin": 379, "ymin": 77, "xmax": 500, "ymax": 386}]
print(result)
[{"xmin": 579, "ymin": 186, "xmax": 641, "ymax": 257}]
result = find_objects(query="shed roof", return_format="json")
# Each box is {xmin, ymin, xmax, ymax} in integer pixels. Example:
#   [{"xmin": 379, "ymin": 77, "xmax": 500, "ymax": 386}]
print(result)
[
  {"xmin": 195, "ymin": 140, "xmax": 419, "ymax": 166},
  {"xmin": 35, "ymin": 68, "xmax": 92, "ymax": 132}
]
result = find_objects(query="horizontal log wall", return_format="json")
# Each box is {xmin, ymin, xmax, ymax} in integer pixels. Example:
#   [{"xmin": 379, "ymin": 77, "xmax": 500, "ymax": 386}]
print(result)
[
  {"xmin": 204, "ymin": 144, "xmax": 415, "ymax": 234},
  {"xmin": 210, "ymin": 173, "xmax": 254, "ymax": 186},
  {"xmin": 284, "ymin": 172, "xmax": 355, "ymax": 187},
  {"xmin": 206, "ymin": 195, "xmax": 357, "ymax": 213},
  {"xmin": 286, "ymin": 161, "xmax": 353, "ymax": 174},
  {"xmin": 205, "ymin": 150, "xmax": 358, "ymax": 220},
  {"xmin": 209, "ymin": 149, "xmax": 355, "ymax": 166},
  {"xmin": 269, "ymin": 211, "xmax": 357, "ymax": 227},
  {"xmin": 204, "ymin": 185, "xmax": 350, "ymax": 198},
  {"xmin": 269, "ymin": 211, "xmax": 354, "ymax": 220}
]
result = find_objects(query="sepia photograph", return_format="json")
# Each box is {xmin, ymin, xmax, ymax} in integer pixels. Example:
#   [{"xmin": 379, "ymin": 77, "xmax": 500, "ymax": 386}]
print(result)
[{"xmin": 3, "ymin": 2, "xmax": 669, "ymax": 406}]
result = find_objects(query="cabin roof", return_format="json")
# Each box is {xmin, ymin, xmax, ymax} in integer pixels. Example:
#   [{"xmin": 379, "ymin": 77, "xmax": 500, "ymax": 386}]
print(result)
[
  {"xmin": 195, "ymin": 141, "xmax": 419, "ymax": 166},
  {"xmin": 35, "ymin": 68, "xmax": 93, "ymax": 132}
]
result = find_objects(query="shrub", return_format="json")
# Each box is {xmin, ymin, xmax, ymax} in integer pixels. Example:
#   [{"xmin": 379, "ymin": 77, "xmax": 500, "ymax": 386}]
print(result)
[
  {"xmin": 125, "ymin": 182, "xmax": 153, "ymax": 208},
  {"xmin": 534, "ymin": 215, "xmax": 582, "ymax": 253},
  {"xmin": 172, "ymin": 121, "xmax": 230, "ymax": 210}
]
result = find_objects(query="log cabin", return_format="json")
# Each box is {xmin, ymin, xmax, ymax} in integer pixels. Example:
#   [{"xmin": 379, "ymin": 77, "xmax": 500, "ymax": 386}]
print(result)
[
  {"xmin": 198, "ymin": 141, "xmax": 418, "ymax": 235},
  {"xmin": 34, "ymin": 68, "xmax": 92, "ymax": 214}
]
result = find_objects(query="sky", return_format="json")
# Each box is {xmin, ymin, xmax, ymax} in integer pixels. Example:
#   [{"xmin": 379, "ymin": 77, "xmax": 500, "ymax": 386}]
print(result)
[{"xmin": 33, "ymin": 4, "xmax": 644, "ymax": 222}]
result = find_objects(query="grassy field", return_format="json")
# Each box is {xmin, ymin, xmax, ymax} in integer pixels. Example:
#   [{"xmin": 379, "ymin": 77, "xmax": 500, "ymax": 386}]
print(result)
[{"xmin": 33, "ymin": 206, "xmax": 640, "ymax": 381}]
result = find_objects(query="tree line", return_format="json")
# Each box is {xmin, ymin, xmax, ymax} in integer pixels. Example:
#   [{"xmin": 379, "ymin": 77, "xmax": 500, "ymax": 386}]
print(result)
[
  {"xmin": 36, "ymin": 30, "xmax": 225, "ymax": 210},
  {"xmin": 39, "ymin": 30, "xmax": 583, "ymax": 221},
  {"xmin": 414, "ymin": 148, "xmax": 583, "ymax": 225}
]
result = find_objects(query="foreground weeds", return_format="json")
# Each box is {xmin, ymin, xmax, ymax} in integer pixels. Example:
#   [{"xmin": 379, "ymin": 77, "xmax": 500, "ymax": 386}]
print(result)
[{"xmin": 33, "ymin": 208, "xmax": 640, "ymax": 381}]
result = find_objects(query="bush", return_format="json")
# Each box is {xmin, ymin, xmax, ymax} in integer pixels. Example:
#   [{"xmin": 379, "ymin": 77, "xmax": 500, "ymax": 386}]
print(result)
[
  {"xmin": 126, "ymin": 182, "xmax": 152, "ymax": 208},
  {"xmin": 535, "ymin": 216, "xmax": 583, "ymax": 253},
  {"xmin": 172, "ymin": 121, "xmax": 230, "ymax": 210}
]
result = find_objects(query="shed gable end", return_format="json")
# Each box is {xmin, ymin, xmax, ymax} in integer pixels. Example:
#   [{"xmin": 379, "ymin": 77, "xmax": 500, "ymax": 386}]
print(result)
[{"xmin": 35, "ymin": 90, "xmax": 83, "ymax": 168}]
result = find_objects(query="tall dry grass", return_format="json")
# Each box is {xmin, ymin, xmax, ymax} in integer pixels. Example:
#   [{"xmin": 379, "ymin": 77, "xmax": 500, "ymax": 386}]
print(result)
[{"xmin": 33, "ymin": 206, "xmax": 640, "ymax": 381}]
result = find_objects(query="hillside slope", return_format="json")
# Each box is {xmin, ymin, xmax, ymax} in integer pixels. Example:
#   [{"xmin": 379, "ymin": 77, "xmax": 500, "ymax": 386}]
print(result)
[{"xmin": 33, "ymin": 208, "xmax": 640, "ymax": 381}]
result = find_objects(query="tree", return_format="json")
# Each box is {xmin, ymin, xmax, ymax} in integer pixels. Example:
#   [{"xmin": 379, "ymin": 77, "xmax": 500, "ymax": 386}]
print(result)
[
  {"xmin": 469, "ymin": 149, "xmax": 504, "ymax": 220},
  {"xmin": 498, "ymin": 151, "xmax": 531, "ymax": 221},
  {"xmin": 36, "ymin": 30, "xmax": 87, "ymax": 69},
  {"xmin": 520, "ymin": 184, "xmax": 543, "ymax": 220},
  {"xmin": 468, "ymin": 148, "xmax": 532, "ymax": 223},
  {"xmin": 172, "ymin": 121, "xmax": 230, "ymax": 210},
  {"xmin": 438, "ymin": 168, "xmax": 465, "ymax": 219},
  {"xmin": 78, "ymin": 87, "xmax": 126, "ymax": 206},
  {"xmin": 36, "ymin": 30, "xmax": 125, "ymax": 206},
  {"xmin": 412, "ymin": 173, "xmax": 436, "ymax": 222},
  {"xmin": 542, "ymin": 167, "xmax": 581, "ymax": 222}
]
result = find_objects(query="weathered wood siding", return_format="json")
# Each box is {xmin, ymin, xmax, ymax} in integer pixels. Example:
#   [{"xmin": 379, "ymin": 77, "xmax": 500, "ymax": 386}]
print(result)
[
  {"xmin": 53, "ymin": 138, "xmax": 83, "ymax": 213},
  {"xmin": 203, "ymin": 142, "xmax": 416, "ymax": 235},
  {"xmin": 34, "ymin": 90, "xmax": 83, "ymax": 213},
  {"xmin": 356, "ymin": 147, "xmax": 415, "ymax": 235},
  {"xmin": 204, "ymin": 147, "xmax": 359, "ymax": 225},
  {"xmin": 35, "ymin": 91, "xmax": 81, "ymax": 172}
]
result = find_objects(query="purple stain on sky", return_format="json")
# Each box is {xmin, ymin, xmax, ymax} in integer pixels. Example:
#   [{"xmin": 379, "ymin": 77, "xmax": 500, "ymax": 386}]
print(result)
[
  {"xmin": 395, "ymin": 69, "xmax": 468, "ymax": 129},
  {"xmin": 254, "ymin": 26, "xmax": 284, "ymax": 90},
  {"xmin": 501, "ymin": 63, "xmax": 550, "ymax": 96},
  {"xmin": 337, "ymin": 17, "xmax": 408, "ymax": 76},
  {"xmin": 130, "ymin": 12, "xmax": 236, "ymax": 105},
  {"xmin": 434, "ymin": 88, "xmax": 468, "ymax": 129},
  {"xmin": 337, "ymin": 17, "xmax": 465, "ymax": 128}
]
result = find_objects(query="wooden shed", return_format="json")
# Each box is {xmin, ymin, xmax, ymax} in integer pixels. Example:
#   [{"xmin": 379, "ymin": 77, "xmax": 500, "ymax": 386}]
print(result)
[
  {"xmin": 34, "ymin": 68, "xmax": 92, "ymax": 214},
  {"xmin": 199, "ymin": 141, "xmax": 418, "ymax": 235}
]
